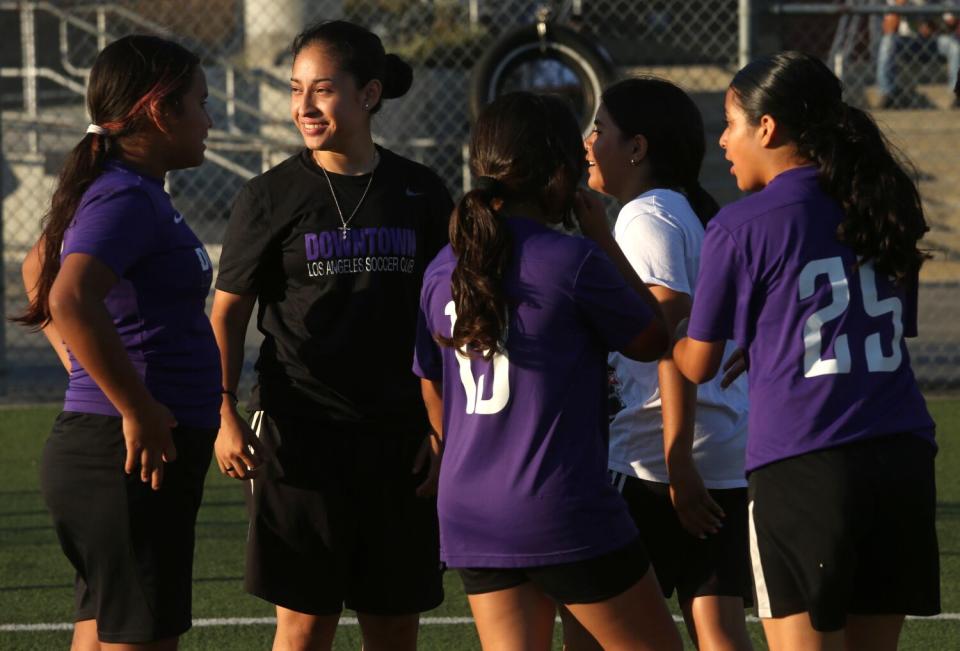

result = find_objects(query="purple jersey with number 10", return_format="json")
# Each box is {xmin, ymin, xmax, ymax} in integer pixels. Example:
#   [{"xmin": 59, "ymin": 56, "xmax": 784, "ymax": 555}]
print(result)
[
  {"xmin": 687, "ymin": 166, "xmax": 935, "ymax": 473},
  {"xmin": 414, "ymin": 216, "xmax": 652, "ymax": 568}
]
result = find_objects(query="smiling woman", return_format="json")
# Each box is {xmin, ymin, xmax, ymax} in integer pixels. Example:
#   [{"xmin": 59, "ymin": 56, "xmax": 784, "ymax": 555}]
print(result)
[{"xmin": 210, "ymin": 19, "xmax": 454, "ymax": 651}]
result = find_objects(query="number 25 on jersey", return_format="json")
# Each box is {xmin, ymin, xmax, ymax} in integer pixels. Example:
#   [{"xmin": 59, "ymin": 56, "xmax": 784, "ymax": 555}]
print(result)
[{"xmin": 800, "ymin": 257, "xmax": 903, "ymax": 378}]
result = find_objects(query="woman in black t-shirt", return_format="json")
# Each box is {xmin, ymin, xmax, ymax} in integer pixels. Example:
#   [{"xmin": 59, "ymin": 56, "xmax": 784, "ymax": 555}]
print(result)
[{"xmin": 212, "ymin": 20, "xmax": 452, "ymax": 650}]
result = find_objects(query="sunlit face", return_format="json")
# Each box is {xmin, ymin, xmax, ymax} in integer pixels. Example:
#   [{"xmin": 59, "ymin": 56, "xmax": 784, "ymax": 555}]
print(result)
[
  {"xmin": 165, "ymin": 67, "xmax": 211, "ymax": 169},
  {"xmin": 584, "ymin": 104, "xmax": 635, "ymax": 197},
  {"xmin": 290, "ymin": 44, "xmax": 375, "ymax": 152},
  {"xmin": 719, "ymin": 88, "xmax": 766, "ymax": 192}
]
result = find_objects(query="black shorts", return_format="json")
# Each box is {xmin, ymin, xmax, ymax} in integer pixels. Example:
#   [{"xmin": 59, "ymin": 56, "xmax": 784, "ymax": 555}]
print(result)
[
  {"xmin": 40, "ymin": 412, "xmax": 215, "ymax": 643},
  {"xmin": 748, "ymin": 432, "xmax": 940, "ymax": 632},
  {"xmin": 245, "ymin": 411, "xmax": 443, "ymax": 616},
  {"xmin": 612, "ymin": 472, "xmax": 753, "ymax": 606},
  {"xmin": 457, "ymin": 537, "xmax": 650, "ymax": 605}
]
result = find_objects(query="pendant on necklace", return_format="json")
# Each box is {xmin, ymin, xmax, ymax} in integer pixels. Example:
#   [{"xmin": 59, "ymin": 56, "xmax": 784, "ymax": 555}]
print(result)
[{"xmin": 339, "ymin": 225, "xmax": 350, "ymax": 240}]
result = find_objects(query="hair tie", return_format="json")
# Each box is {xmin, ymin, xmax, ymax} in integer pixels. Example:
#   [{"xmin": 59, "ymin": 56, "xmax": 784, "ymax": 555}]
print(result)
[
  {"xmin": 474, "ymin": 175, "xmax": 507, "ymax": 196},
  {"xmin": 86, "ymin": 124, "xmax": 109, "ymax": 136}
]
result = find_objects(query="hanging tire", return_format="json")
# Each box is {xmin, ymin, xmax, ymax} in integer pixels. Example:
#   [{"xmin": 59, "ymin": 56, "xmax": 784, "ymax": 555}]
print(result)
[{"xmin": 469, "ymin": 24, "xmax": 616, "ymax": 136}]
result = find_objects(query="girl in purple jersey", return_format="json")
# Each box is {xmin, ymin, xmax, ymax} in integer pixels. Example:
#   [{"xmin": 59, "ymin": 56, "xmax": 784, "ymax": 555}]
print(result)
[
  {"xmin": 17, "ymin": 36, "xmax": 219, "ymax": 649},
  {"xmin": 673, "ymin": 51, "xmax": 938, "ymax": 650},
  {"xmin": 414, "ymin": 92, "xmax": 681, "ymax": 650},
  {"xmin": 562, "ymin": 77, "xmax": 753, "ymax": 651}
]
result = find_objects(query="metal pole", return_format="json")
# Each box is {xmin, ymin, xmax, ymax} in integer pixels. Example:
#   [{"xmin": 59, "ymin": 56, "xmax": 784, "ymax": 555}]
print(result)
[
  {"xmin": 20, "ymin": 2, "xmax": 38, "ymax": 154},
  {"xmin": 739, "ymin": 0, "xmax": 753, "ymax": 69},
  {"xmin": 469, "ymin": 0, "xmax": 479, "ymax": 27},
  {"xmin": 97, "ymin": 6, "xmax": 107, "ymax": 52},
  {"xmin": 226, "ymin": 66, "xmax": 237, "ymax": 134},
  {"xmin": 769, "ymin": 3, "xmax": 960, "ymax": 15},
  {"xmin": 0, "ymin": 89, "xmax": 7, "ymax": 397}
]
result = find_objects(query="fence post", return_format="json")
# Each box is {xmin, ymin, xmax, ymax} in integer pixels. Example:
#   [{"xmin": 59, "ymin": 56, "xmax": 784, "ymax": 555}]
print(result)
[
  {"xmin": 0, "ymin": 104, "xmax": 6, "ymax": 397},
  {"xmin": 739, "ymin": 0, "xmax": 754, "ymax": 69}
]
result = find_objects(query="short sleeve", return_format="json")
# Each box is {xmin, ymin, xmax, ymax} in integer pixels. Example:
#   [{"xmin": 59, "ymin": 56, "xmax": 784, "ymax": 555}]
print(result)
[
  {"xmin": 61, "ymin": 186, "xmax": 158, "ymax": 277},
  {"xmin": 574, "ymin": 245, "xmax": 655, "ymax": 351},
  {"xmin": 687, "ymin": 223, "xmax": 753, "ymax": 344},
  {"xmin": 215, "ymin": 183, "xmax": 271, "ymax": 295},
  {"xmin": 616, "ymin": 210, "xmax": 692, "ymax": 294},
  {"xmin": 413, "ymin": 286, "xmax": 444, "ymax": 381}
]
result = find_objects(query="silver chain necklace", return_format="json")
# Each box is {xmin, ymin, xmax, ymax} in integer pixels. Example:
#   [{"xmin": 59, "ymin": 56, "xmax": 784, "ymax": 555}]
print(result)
[{"xmin": 318, "ymin": 151, "xmax": 378, "ymax": 240}]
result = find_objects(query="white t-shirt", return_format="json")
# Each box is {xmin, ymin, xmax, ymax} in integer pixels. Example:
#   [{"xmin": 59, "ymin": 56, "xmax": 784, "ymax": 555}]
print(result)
[{"xmin": 608, "ymin": 189, "xmax": 748, "ymax": 488}]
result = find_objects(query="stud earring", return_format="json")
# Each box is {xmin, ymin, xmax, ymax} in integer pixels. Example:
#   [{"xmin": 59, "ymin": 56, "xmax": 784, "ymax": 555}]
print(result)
[
  {"xmin": 629, "ymin": 157, "xmax": 640, "ymax": 166},
  {"xmin": 363, "ymin": 102, "xmax": 370, "ymax": 110}
]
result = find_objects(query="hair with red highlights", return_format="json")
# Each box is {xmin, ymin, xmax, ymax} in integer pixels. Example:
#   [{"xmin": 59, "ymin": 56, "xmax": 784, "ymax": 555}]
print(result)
[{"xmin": 16, "ymin": 35, "xmax": 199, "ymax": 328}]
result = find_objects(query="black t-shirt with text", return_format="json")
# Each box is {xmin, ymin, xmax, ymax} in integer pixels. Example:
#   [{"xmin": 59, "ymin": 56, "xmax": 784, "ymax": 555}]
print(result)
[{"xmin": 216, "ymin": 147, "xmax": 453, "ymax": 433}]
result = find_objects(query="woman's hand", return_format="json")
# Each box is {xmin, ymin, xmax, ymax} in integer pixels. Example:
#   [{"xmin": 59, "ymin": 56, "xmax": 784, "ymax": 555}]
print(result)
[
  {"xmin": 413, "ymin": 429, "xmax": 443, "ymax": 497},
  {"xmin": 122, "ymin": 399, "xmax": 178, "ymax": 490},
  {"xmin": 668, "ymin": 457, "xmax": 725, "ymax": 539},
  {"xmin": 214, "ymin": 408, "xmax": 265, "ymax": 480},
  {"xmin": 573, "ymin": 190, "xmax": 611, "ymax": 242},
  {"xmin": 720, "ymin": 347, "xmax": 747, "ymax": 388}
]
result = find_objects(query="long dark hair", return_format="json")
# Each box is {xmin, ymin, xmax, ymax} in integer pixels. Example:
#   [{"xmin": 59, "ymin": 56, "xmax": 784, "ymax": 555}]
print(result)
[
  {"xmin": 291, "ymin": 20, "xmax": 412, "ymax": 113},
  {"xmin": 730, "ymin": 51, "xmax": 928, "ymax": 281},
  {"xmin": 602, "ymin": 77, "xmax": 719, "ymax": 226},
  {"xmin": 16, "ymin": 35, "xmax": 199, "ymax": 328},
  {"xmin": 439, "ymin": 92, "xmax": 585, "ymax": 359}
]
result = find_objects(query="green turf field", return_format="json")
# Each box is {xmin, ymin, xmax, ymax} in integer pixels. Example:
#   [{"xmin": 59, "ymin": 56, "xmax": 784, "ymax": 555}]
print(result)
[{"xmin": 1, "ymin": 401, "xmax": 958, "ymax": 650}]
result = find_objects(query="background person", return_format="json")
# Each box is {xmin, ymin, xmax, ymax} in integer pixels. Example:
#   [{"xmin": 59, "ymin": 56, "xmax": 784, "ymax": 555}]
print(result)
[{"xmin": 876, "ymin": 0, "xmax": 960, "ymax": 108}]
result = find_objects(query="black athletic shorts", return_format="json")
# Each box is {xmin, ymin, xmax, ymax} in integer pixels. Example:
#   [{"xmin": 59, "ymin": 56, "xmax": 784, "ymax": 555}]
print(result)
[
  {"xmin": 244, "ymin": 411, "xmax": 443, "ymax": 616},
  {"xmin": 611, "ymin": 472, "xmax": 753, "ymax": 606},
  {"xmin": 457, "ymin": 537, "xmax": 650, "ymax": 604},
  {"xmin": 40, "ymin": 412, "xmax": 215, "ymax": 643},
  {"xmin": 748, "ymin": 432, "xmax": 940, "ymax": 632}
]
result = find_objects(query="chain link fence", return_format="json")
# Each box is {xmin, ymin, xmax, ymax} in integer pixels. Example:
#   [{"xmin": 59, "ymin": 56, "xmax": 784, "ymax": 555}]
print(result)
[{"xmin": 1, "ymin": 0, "xmax": 958, "ymax": 403}]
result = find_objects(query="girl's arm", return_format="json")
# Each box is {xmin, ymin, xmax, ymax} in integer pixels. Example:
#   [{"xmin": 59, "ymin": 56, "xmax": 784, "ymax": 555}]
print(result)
[
  {"xmin": 21, "ymin": 238, "xmax": 70, "ymax": 371},
  {"xmin": 48, "ymin": 253, "xmax": 177, "ymax": 489},
  {"xmin": 654, "ymin": 287, "xmax": 724, "ymax": 538},
  {"xmin": 673, "ymin": 322, "xmax": 727, "ymax": 384},
  {"xmin": 416, "ymin": 378, "xmax": 444, "ymax": 497},
  {"xmin": 210, "ymin": 290, "xmax": 264, "ymax": 480},
  {"xmin": 574, "ymin": 192, "xmax": 668, "ymax": 361}
]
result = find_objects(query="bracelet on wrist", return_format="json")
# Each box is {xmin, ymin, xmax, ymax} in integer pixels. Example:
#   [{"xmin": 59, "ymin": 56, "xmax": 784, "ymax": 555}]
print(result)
[{"xmin": 221, "ymin": 388, "xmax": 239, "ymax": 404}]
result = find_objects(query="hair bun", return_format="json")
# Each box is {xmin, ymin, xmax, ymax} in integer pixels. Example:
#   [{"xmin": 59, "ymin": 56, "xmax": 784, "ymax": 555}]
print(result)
[{"xmin": 382, "ymin": 53, "xmax": 413, "ymax": 99}]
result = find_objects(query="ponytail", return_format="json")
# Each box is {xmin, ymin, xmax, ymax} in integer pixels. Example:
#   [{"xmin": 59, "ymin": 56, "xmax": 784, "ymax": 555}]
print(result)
[
  {"xmin": 730, "ymin": 51, "xmax": 928, "ymax": 282},
  {"xmin": 438, "ymin": 186, "xmax": 512, "ymax": 359},
  {"xmin": 15, "ymin": 133, "xmax": 113, "ymax": 328},
  {"xmin": 799, "ymin": 104, "xmax": 928, "ymax": 281},
  {"xmin": 14, "ymin": 35, "xmax": 199, "ymax": 328},
  {"xmin": 683, "ymin": 180, "xmax": 720, "ymax": 227},
  {"xmin": 437, "ymin": 93, "xmax": 584, "ymax": 359},
  {"xmin": 601, "ymin": 77, "xmax": 718, "ymax": 227}
]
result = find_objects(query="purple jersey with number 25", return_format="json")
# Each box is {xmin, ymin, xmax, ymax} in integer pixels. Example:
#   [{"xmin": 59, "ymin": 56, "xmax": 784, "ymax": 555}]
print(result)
[
  {"xmin": 414, "ymin": 216, "xmax": 652, "ymax": 568},
  {"xmin": 687, "ymin": 166, "xmax": 935, "ymax": 473}
]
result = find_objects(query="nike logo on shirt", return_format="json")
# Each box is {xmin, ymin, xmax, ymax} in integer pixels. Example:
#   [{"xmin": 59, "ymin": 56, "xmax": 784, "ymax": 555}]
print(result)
[{"xmin": 173, "ymin": 212, "xmax": 184, "ymax": 224}]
